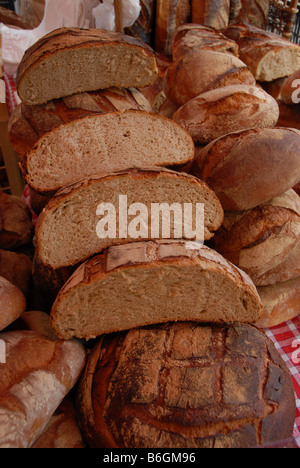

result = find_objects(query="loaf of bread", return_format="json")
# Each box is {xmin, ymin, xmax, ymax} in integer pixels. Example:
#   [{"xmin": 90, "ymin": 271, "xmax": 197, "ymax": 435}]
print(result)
[
  {"xmin": 170, "ymin": 23, "xmax": 239, "ymax": 61},
  {"xmin": 50, "ymin": 240, "xmax": 263, "ymax": 340},
  {"xmin": 16, "ymin": 310, "xmax": 59, "ymax": 341},
  {"xmin": 21, "ymin": 110, "xmax": 195, "ymax": 194},
  {"xmin": 172, "ymin": 84, "xmax": 279, "ymax": 144},
  {"xmin": 211, "ymin": 190, "xmax": 300, "ymax": 286},
  {"xmin": 0, "ymin": 330, "xmax": 86, "ymax": 448},
  {"xmin": 0, "ymin": 249, "xmax": 32, "ymax": 297},
  {"xmin": 0, "ymin": 192, "xmax": 34, "ymax": 250},
  {"xmin": 76, "ymin": 321, "xmax": 296, "ymax": 448},
  {"xmin": 192, "ymin": 0, "xmax": 230, "ymax": 29},
  {"xmin": 223, "ymin": 22, "xmax": 300, "ymax": 82},
  {"xmin": 16, "ymin": 27, "xmax": 158, "ymax": 106},
  {"xmin": 256, "ymin": 276, "xmax": 300, "ymax": 328},
  {"xmin": 8, "ymin": 87, "xmax": 153, "ymax": 162},
  {"xmin": 31, "ymin": 398, "xmax": 85, "ymax": 448},
  {"xmin": 154, "ymin": 0, "xmax": 191, "ymax": 55},
  {"xmin": 234, "ymin": 0, "xmax": 270, "ymax": 29},
  {"xmin": 0, "ymin": 276, "xmax": 26, "ymax": 332},
  {"xmin": 191, "ymin": 127, "xmax": 300, "ymax": 211},
  {"xmin": 124, "ymin": 0, "xmax": 156, "ymax": 46},
  {"xmin": 280, "ymin": 69, "xmax": 300, "ymax": 105},
  {"xmin": 36, "ymin": 167, "xmax": 224, "ymax": 269},
  {"xmin": 163, "ymin": 49, "xmax": 256, "ymax": 107}
]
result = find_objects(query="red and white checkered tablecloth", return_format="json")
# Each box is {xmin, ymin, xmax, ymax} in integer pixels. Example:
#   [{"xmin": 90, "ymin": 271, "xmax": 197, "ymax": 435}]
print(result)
[{"xmin": 4, "ymin": 72, "xmax": 300, "ymax": 447}]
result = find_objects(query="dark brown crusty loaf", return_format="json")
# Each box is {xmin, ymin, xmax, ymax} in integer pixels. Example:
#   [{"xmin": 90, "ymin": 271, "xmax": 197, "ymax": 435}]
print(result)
[
  {"xmin": 0, "ymin": 192, "xmax": 34, "ymax": 250},
  {"xmin": 163, "ymin": 48, "xmax": 256, "ymax": 107},
  {"xmin": 170, "ymin": 23, "xmax": 239, "ymax": 61},
  {"xmin": 16, "ymin": 27, "xmax": 159, "ymax": 106},
  {"xmin": 76, "ymin": 321, "xmax": 296, "ymax": 448},
  {"xmin": 0, "ymin": 249, "xmax": 32, "ymax": 297},
  {"xmin": 211, "ymin": 189, "xmax": 300, "ymax": 286},
  {"xmin": 50, "ymin": 240, "xmax": 263, "ymax": 340},
  {"xmin": 21, "ymin": 110, "xmax": 195, "ymax": 194},
  {"xmin": 223, "ymin": 22, "xmax": 300, "ymax": 82},
  {"xmin": 191, "ymin": 127, "xmax": 300, "ymax": 211},
  {"xmin": 35, "ymin": 167, "xmax": 224, "ymax": 269},
  {"xmin": 154, "ymin": 0, "xmax": 191, "ymax": 55},
  {"xmin": 124, "ymin": 0, "xmax": 156, "ymax": 46},
  {"xmin": 172, "ymin": 84, "xmax": 279, "ymax": 144},
  {"xmin": 256, "ymin": 276, "xmax": 300, "ymax": 328},
  {"xmin": 192, "ymin": 0, "xmax": 230, "ymax": 29},
  {"xmin": 0, "ymin": 330, "xmax": 86, "ymax": 448},
  {"xmin": 8, "ymin": 87, "xmax": 153, "ymax": 162},
  {"xmin": 233, "ymin": 0, "xmax": 270, "ymax": 29}
]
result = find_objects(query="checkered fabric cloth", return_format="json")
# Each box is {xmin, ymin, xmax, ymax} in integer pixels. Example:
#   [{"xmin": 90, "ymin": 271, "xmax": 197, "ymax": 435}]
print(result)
[{"xmin": 4, "ymin": 72, "xmax": 300, "ymax": 447}]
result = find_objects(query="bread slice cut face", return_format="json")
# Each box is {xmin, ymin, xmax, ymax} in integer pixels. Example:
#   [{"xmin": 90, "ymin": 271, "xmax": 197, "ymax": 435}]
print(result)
[
  {"xmin": 36, "ymin": 168, "xmax": 224, "ymax": 269},
  {"xmin": 22, "ymin": 110, "xmax": 195, "ymax": 193},
  {"xmin": 50, "ymin": 240, "xmax": 263, "ymax": 340}
]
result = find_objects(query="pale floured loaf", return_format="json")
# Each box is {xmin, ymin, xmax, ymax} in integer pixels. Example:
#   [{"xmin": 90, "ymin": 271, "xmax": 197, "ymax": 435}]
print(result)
[
  {"xmin": 16, "ymin": 28, "xmax": 159, "ymax": 105},
  {"xmin": 50, "ymin": 240, "xmax": 263, "ymax": 340},
  {"xmin": 36, "ymin": 167, "xmax": 224, "ymax": 269},
  {"xmin": 21, "ymin": 110, "xmax": 195, "ymax": 193}
]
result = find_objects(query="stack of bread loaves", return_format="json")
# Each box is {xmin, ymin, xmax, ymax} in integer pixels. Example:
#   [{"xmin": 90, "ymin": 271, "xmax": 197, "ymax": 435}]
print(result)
[
  {"xmin": 169, "ymin": 21, "xmax": 300, "ymax": 329},
  {"xmin": 2, "ymin": 26, "xmax": 298, "ymax": 448}
]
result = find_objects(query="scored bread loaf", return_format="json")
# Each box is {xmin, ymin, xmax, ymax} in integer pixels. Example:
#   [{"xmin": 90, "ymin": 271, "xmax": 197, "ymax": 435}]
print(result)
[
  {"xmin": 255, "ymin": 276, "xmax": 300, "ymax": 328},
  {"xmin": 191, "ymin": 127, "xmax": 300, "ymax": 211},
  {"xmin": 234, "ymin": 0, "xmax": 270, "ymax": 29},
  {"xmin": 0, "ymin": 330, "xmax": 86, "ymax": 448},
  {"xmin": 191, "ymin": 0, "xmax": 230, "ymax": 29},
  {"xmin": 0, "ymin": 276, "xmax": 26, "ymax": 332},
  {"xmin": 163, "ymin": 48, "xmax": 256, "ymax": 107},
  {"xmin": 169, "ymin": 23, "xmax": 239, "ymax": 61},
  {"xmin": 0, "ymin": 192, "xmax": 34, "ymax": 250},
  {"xmin": 35, "ymin": 167, "xmax": 224, "ymax": 269},
  {"xmin": 154, "ymin": 0, "xmax": 191, "ymax": 55},
  {"xmin": 8, "ymin": 87, "xmax": 153, "ymax": 162},
  {"xmin": 223, "ymin": 22, "xmax": 300, "ymax": 82},
  {"xmin": 16, "ymin": 28, "xmax": 159, "ymax": 106},
  {"xmin": 50, "ymin": 240, "xmax": 263, "ymax": 340},
  {"xmin": 172, "ymin": 84, "xmax": 279, "ymax": 144},
  {"xmin": 211, "ymin": 189, "xmax": 300, "ymax": 286},
  {"xmin": 21, "ymin": 110, "xmax": 195, "ymax": 194},
  {"xmin": 76, "ymin": 321, "xmax": 296, "ymax": 448}
]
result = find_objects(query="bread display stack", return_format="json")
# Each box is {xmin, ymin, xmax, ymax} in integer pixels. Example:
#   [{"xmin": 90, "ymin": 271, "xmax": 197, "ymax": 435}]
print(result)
[{"xmin": 1, "ymin": 23, "xmax": 298, "ymax": 448}]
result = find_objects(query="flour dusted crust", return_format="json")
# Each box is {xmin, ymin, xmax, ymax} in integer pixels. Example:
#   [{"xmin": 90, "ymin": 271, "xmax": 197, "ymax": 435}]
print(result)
[
  {"xmin": 17, "ymin": 28, "xmax": 159, "ymax": 105},
  {"xmin": 0, "ymin": 330, "xmax": 86, "ymax": 448},
  {"xmin": 76, "ymin": 322, "xmax": 296, "ymax": 448},
  {"xmin": 50, "ymin": 241, "xmax": 263, "ymax": 340}
]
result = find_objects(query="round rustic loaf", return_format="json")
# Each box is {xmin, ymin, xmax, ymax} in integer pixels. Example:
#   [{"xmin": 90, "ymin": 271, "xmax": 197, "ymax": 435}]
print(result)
[
  {"xmin": 211, "ymin": 189, "xmax": 300, "ymax": 286},
  {"xmin": 76, "ymin": 321, "xmax": 296, "ymax": 448},
  {"xmin": 191, "ymin": 127, "xmax": 300, "ymax": 211},
  {"xmin": 256, "ymin": 276, "xmax": 300, "ymax": 328},
  {"xmin": 0, "ymin": 192, "xmax": 34, "ymax": 250},
  {"xmin": 172, "ymin": 84, "xmax": 279, "ymax": 144},
  {"xmin": 163, "ymin": 48, "xmax": 256, "ymax": 107}
]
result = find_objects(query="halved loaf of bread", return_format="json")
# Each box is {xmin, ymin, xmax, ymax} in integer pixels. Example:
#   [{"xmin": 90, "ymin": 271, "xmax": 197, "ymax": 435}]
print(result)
[
  {"xmin": 50, "ymin": 240, "xmax": 263, "ymax": 340},
  {"xmin": 16, "ymin": 28, "xmax": 159, "ymax": 105},
  {"xmin": 36, "ymin": 167, "xmax": 224, "ymax": 269},
  {"xmin": 21, "ymin": 110, "xmax": 195, "ymax": 193}
]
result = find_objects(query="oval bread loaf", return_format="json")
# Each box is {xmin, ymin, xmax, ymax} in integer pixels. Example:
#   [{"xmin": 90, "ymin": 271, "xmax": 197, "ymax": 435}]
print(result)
[
  {"xmin": 211, "ymin": 189, "xmax": 300, "ymax": 286},
  {"xmin": 35, "ymin": 167, "xmax": 224, "ymax": 269},
  {"xmin": 0, "ymin": 330, "xmax": 86, "ymax": 448},
  {"xmin": 8, "ymin": 87, "xmax": 153, "ymax": 162},
  {"xmin": 50, "ymin": 240, "xmax": 263, "ymax": 340},
  {"xmin": 76, "ymin": 321, "xmax": 296, "ymax": 448},
  {"xmin": 16, "ymin": 28, "xmax": 159, "ymax": 105},
  {"xmin": 22, "ymin": 110, "xmax": 195, "ymax": 194},
  {"xmin": 191, "ymin": 127, "xmax": 300, "ymax": 211},
  {"xmin": 163, "ymin": 48, "xmax": 256, "ymax": 107},
  {"xmin": 172, "ymin": 84, "xmax": 279, "ymax": 144}
]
